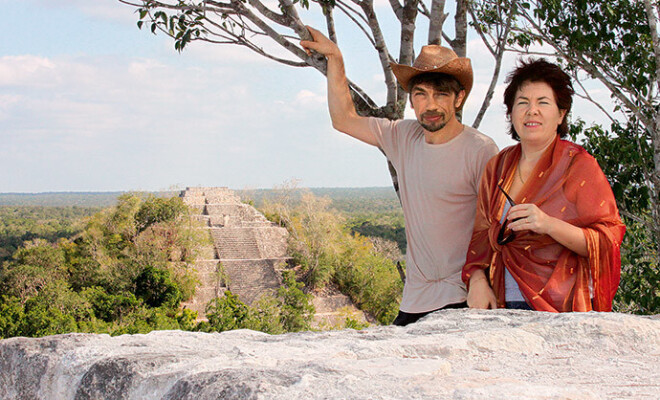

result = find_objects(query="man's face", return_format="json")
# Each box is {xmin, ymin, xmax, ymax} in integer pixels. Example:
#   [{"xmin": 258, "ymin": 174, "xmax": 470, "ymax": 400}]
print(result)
[{"xmin": 410, "ymin": 83, "xmax": 465, "ymax": 133}]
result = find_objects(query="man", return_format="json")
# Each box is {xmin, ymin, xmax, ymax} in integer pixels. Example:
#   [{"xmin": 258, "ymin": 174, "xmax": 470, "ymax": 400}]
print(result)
[{"xmin": 301, "ymin": 27, "xmax": 498, "ymax": 326}]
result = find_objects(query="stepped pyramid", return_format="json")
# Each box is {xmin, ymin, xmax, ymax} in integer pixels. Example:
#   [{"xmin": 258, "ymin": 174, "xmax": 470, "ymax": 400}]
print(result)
[{"xmin": 180, "ymin": 187, "xmax": 289, "ymax": 318}]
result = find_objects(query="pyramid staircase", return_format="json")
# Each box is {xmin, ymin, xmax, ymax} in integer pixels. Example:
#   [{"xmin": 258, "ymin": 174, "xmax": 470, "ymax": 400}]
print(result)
[{"xmin": 180, "ymin": 187, "xmax": 289, "ymax": 319}]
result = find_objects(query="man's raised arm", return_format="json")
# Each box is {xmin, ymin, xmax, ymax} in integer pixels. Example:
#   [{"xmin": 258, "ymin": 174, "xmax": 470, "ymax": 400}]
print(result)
[{"xmin": 300, "ymin": 27, "xmax": 377, "ymax": 146}]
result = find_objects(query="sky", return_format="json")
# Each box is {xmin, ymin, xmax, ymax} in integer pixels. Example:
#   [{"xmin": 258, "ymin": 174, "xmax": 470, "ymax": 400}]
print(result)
[{"xmin": 1, "ymin": 0, "xmax": 614, "ymax": 193}]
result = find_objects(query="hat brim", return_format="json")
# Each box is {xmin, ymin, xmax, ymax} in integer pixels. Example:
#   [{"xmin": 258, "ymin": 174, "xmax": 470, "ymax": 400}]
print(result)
[{"xmin": 390, "ymin": 58, "xmax": 473, "ymax": 109}]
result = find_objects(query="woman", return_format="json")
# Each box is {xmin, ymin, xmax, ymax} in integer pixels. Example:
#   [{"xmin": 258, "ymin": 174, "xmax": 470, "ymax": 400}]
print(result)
[{"xmin": 462, "ymin": 59, "xmax": 625, "ymax": 312}]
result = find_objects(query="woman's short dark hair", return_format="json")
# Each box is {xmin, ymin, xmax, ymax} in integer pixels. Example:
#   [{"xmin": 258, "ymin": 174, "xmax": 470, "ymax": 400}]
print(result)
[{"xmin": 503, "ymin": 59, "xmax": 574, "ymax": 141}]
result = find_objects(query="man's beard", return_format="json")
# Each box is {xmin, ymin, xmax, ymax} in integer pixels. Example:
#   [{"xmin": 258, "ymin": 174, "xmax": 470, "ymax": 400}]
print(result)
[{"xmin": 418, "ymin": 112, "xmax": 448, "ymax": 132}]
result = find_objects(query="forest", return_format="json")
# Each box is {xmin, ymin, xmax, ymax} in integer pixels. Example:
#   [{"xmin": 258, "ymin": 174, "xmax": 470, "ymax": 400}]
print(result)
[
  {"xmin": 1, "ymin": 184, "xmax": 657, "ymax": 340},
  {"xmin": 0, "ymin": 189, "xmax": 406, "ymax": 338}
]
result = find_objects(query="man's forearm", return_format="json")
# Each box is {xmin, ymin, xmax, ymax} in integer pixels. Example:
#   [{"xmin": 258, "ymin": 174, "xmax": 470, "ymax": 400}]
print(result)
[
  {"xmin": 300, "ymin": 26, "xmax": 375, "ymax": 145},
  {"xmin": 326, "ymin": 53, "xmax": 358, "ymax": 132}
]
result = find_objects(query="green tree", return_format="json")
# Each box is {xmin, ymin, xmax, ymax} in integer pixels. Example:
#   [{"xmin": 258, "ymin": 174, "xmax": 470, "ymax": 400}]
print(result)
[
  {"xmin": 1, "ymin": 239, "xmax": 68, "ymax": 302},
  {"xmin": 19, "ymin": 280, "xmax": 92, "ymax": 337},
  {"xmin": 0, "ymin": 296, "xmax": 24, "ymax": 339},
  {"xmin": 0, "ymin": 194, "xmax": 209, "ymax": 338},
  {"xmin": 135, "ymin": 265, "xmax": 183, "ymax": 308},
  {"xmin": 204, "ymin": 290, "xmax": 252, "ymax": 332},
  {"xmin": 277, "ymin": 270, "xmax": 315, "ymax": 332}
]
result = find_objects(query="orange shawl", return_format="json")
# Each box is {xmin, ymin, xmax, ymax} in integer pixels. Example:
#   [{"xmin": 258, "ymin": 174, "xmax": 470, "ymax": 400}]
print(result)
[{"xmin": 462, "ymin": 136, "xmax": 625, "ymax": 312}]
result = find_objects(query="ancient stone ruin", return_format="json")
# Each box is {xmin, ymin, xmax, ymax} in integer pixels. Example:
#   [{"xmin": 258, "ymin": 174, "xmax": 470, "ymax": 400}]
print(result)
[
  {"xmin": 179, "ymin": 187, "xmax": 289, "ymax": 318},
  {"xmin": 179, "ymin": 187, "xmax": 368, "ymax": 326}
]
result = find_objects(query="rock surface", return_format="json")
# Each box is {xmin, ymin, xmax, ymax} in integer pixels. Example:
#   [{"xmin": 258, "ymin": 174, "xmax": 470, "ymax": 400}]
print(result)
[{"xmin": 1, "ymin": 310, "xmax": 659, "ymax": 399}]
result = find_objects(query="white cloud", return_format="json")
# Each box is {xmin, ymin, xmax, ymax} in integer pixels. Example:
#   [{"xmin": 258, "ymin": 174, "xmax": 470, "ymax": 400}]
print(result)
[
  {"xmin": 0, "ymin": 56, "xmax": 58, "ymax": 87},
  {"xmin": 294, "ymin": 89, "xmax": 325, "ymax": 107}
]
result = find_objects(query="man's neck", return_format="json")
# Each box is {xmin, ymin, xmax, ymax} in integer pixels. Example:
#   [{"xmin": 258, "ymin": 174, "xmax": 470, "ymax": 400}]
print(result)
[{"xmin": 423, "ymin": 118, "xmax": 464, "ymax": 145}]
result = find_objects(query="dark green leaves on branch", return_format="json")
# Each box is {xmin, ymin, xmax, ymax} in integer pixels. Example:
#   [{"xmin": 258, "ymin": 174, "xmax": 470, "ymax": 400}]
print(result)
[{"xmin": 136, "ymin": 3, "xmax": 208, "ymax": 52}]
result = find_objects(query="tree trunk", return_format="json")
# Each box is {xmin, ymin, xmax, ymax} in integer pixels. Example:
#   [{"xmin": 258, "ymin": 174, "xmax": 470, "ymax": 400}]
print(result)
[
  {"xmin": 452, "ymin": 0, "xmax": 468, "ymax": 57},
  {"xmin": 428, "ymin": 0, "xmax": 447, "ymax": 45},
  {"xmin": 643, "ymin": 0, "xmax": 660, "ymax": 253}
]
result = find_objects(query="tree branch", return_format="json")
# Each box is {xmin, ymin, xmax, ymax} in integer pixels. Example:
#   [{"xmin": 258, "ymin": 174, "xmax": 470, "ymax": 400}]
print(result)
[
  {"xmin": 471, "ymin": 1, "xmax": 513, "ymax": 128},
  {"xmin": 359, "ymin": 0, "xmax": 399, "ymax": 110}
]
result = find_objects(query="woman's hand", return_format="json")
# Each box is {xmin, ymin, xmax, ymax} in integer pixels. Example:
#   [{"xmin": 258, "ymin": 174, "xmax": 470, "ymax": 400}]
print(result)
[
  {"xmin": 506, "ymin": 203, "xmax": 588, "ymax": 256},
  {"xmin": 467, "ymin": 270, "xmax": 498, "ymax": 309},
  {"xmin": 506, "ymin": 203, "xmax": 552, "ymax": 235}
]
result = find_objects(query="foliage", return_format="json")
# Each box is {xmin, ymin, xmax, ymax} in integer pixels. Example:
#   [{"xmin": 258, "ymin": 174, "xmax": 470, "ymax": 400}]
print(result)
[
  {"xmin": 615, "ymin": 221, "xmax": 660, "ymax": 314},
  {"xmin": 276, "ymin": 270, "xmax": 315, "ymax": 332},
  {"xmin": 0, "ymin": 194, "xmax": 208, "ymax": 338},
  {"xmin": 569, "ymin": 121, "xmax": 659, "ymax": 313},
  {"xmin": 347, "ymin": 213, "xmax": 406, "ymax": 254},
  {"xmin": 204, "ymin": 291, "xmax": 252, "ymax": 332},
  {"xmin": 202, "ymin": 272, "xmax": 315, "ymax": 334},
  {"xmin": 198, "ymin": 271, "xmax": 314, "ymax": 334},
  {"xmin": 135, "ymin": 265, "xmax": 183, "ymax": 308},
  {"xmin": 261, "ymin": 189, "xmax": 403, "ymax": 324},
  {"xmin": 0, "ymin": 206, "xmax": 98, "ymax": 262}
]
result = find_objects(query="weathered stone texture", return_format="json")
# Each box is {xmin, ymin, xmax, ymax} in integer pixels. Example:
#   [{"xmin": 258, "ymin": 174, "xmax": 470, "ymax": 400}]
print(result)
[{"xmin": 1, "ymin": 310, "xmax": 658, "ymax": 399}]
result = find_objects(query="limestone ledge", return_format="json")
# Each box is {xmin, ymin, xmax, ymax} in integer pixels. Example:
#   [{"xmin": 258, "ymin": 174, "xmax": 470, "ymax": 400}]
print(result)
[{"xmin": 1, "ymin": 310, "xmax": 659, "ymax": 400}]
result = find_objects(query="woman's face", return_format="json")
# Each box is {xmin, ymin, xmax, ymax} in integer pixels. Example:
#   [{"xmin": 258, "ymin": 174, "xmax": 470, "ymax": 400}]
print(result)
[{"xmin": 511, "ymin": 81, "xmax": 567, "ymax": 147}]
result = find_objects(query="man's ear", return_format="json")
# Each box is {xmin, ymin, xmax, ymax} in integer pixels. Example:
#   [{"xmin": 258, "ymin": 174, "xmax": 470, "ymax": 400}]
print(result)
[{"xmin": 454, "ymin": 90, "xmax": 466, "ymax": 108}]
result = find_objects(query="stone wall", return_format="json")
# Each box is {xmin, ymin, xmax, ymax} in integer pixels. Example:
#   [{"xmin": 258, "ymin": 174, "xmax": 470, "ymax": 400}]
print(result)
[{"xmin": 1, "ymin": 310, "xmax": 658, "ymax": 399}]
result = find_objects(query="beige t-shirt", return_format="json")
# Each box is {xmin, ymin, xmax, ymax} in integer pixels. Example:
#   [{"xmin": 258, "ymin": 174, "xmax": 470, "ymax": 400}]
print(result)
[{"xmin": 370, "ymin": 117, "xmax": 498, "ymax": 313}]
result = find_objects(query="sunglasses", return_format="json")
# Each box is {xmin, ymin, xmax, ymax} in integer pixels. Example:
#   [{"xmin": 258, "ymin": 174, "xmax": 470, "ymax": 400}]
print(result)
[{"xmin": 497, "ymin": 184, "xmax": 520, "ymax": 245}]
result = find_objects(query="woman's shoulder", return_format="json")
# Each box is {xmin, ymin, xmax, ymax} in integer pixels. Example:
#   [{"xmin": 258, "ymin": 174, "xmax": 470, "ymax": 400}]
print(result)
[
  {"xmin": 558, "ymin": 139, "xmax": 599, "ymax": 167},
  {"xmin": 489, "ymin": 143, "xmax": 520, "ymax": 164}
]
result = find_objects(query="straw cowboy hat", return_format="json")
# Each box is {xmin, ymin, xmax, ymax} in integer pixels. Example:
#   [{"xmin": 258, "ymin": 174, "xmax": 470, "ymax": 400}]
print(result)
[{"xmin": 390, "ymin": 45, "xmax": 473, "ymax": 109}]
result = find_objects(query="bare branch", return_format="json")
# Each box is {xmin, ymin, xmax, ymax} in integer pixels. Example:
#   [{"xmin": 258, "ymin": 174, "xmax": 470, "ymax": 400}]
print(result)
[
  {"xmin": 325, "ymin": 8, "xmax": 338, "ymax": 43},
  {"xmin": 359, "ymin": 0, "xmax": 398, "ymax": 108},
  {"xmin": 277, "ymin": 0, "xmax": 312, "ymax": 40},
  {"xmin": 233, "ymin": 0, "xmax": 326, "ymax": 71},
  {"xmin": 467, "ymin": 2, "xmax": 495, "ymax": 56},
  {"xmin": 389, "ymin": 0, "xmax": 404, "ymax": 22},
  {"xmin": 246, "ymin": 0, "xmax": 289, "ymax": 26},
  {"xmin": 572, "ymin": 77, "xmax": 617, "ymax": 125},
  {"xmin": 397, "ymin": 0, "xmax": 419, "ymax": 107},
  {"xmin": 471, "ymin": 0, "xmax": 515, "ymax": 128},
  {"xmin": 417, "ymin": 1, "xmax": 430, "ymax": 18},
  {"xmin": 333, "ymin": 1, "xmax": 376, "ymax": 46}
]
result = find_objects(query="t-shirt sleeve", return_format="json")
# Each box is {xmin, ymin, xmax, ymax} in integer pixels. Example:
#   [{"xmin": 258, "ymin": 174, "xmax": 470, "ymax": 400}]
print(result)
[{"xmin": 368, "ymin": 117, "xmax": 401, "ymax": 167}]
